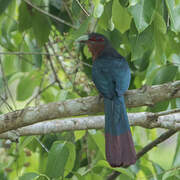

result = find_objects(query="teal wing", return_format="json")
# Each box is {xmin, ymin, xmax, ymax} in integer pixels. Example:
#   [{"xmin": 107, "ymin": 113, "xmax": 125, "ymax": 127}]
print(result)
[{"xmin": 92, "ymin": 57, "xmax": 130, "ymax": 98}]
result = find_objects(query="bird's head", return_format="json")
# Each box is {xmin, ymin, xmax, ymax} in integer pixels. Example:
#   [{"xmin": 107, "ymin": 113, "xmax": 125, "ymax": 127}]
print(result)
[{"xmin": 77, "ymin": 33, "xmax": 109, "ymax": 60}]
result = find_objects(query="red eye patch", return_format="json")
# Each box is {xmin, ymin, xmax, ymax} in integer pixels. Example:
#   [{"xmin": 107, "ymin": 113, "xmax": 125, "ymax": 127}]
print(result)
[{"xmin": 89, "ymin": 36, "xmax": 104, "ymax": 42}]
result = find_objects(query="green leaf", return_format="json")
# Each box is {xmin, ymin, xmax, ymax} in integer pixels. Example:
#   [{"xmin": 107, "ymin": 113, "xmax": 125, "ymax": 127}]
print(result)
[
  {"xmin": 50, "ymin": 0, "xmax": 62, "ymax": 9},
  {"xmin": 74, "ymin": 130, "xmax": 86, "ymax": 141},
  {"xmin": 94, "ymin": 3, "xmax": 104, "ymax": 18},
  {"xmin": 172, "ymin": 133, "xmax": 180, "ymax": 166},
  {"xmin": 17, "ymin": 40, "xmax": 34, "ymax": 72},
  {"xmin": 110, "ymin": 29, "xmax": 130, "ymax": 56},
  {"xmin": 19, "ymin": 172, "xmax": 39, "ymax": 180},
  {"xmin": 72, "ymin": 0, "xmax": 81, "ymax": 17},
  {"xmin": 0, "ymin": 169, "xmax": 6, "ymax": 180},
  {"xmin": 152, "ymin": 161, "xmax": 164, "ymax": 177},
  {"xmin": 129, "ymin": 0, "xmax": 156, "ymax": 33},
  {"xmin": 148, "ymin": 100, "xmax": 169, "ymax": 112},
  {"xmin": 118, "ymin": 174, "xmax": 132, "ymax": 180},
  {"xmin": 28, "ymin": 40, "xmax": 42, "ymax": 68},
  {"xmin": 17, "ymin": 71, "xmax": 41, "ymax": 101},
  {"xmin": 18, "ymin": 2, "xmax": 32, "ymax": 32},
  {"xmin": 141, "ymin": 165, "xmax": 154, "ymax": 178},
  {"xmin": 112, "ymin": 0, "xmax": 132, "ymax": 33},
  {"xmin": 89, "ymin": 130, "xmax": 105, "ymax": 158},
  {"xmin": 95, "ymin": 160, "xmax": 135, "ymax": 179},
  {"xmin": 41, "ymin": 86, "xmax": 56, "ymax": 103},
  {"xmin": 76, "ymin": 172, "xmax": 104, "ymax": 180},
  {"xmin": 45, "ymin": 141, "xmax": 69, "ymax": 178},
  {"xmin": 32, "ymin": 11, "xmax": 51, "ymax": 46},
  {"xmin": 162, "ymin": 170, "xmax": 180, "ymax": 180},
  {"xmin": 175, "ymin": 0, "xmax": 180, "ymax": 6},
  {"xmin": 165, "ymin": 0, "xmax": 180, "ymax": 32},
  {"xmin": 1, "ymin": 17, "xmax": 16, "ymax": 50},
  {"xmin": 129, "ymin": 0, "xmax": 140, "ymax": 6},
  {"xmin": 166, "ymin": 33, "xmax": 180, "ymax": 58},
  {"xmin": 3, "ymin": 55, "xmax": 17, "ymax": 75},
  {"xmin": 0, "ymin": 0, "xmax": 12, "ymax": 15},
  {"xmin": 90, "ymin": 173, "xmax": 104, "ymax": 180},
  {"xmin": 19, "ymin": 136, "xmax": 35, "ymax": 150},
  {"xmin": 92, "ymin": 0, "xmax": 104, "ymax": 18},
  {"xmin": 177, "ymin": 98, "xmax": 180, "ymax": 108},
  {"xmin": 153, "ymin": 13, "xmax": 167, "ymax": 64},
  {"xmin": 153, "ymin": 12, "xmax": 167, "ymax": 34},
  {"xmin": 71, "ymin": 17, "xmax": 91, "ymax": 40},
  {"xmin": 152, "ymin": 65, "xmax": 178, "ymax": 85},
  {"xmin": 99, "ymin": 1, "xmax": 112, "ymax": 30},
  {"xmin": 64, "ymin": 142, "xmax": 76, "ymax": 176},
  {"xmin": 0, "ymin": 76, "xmax": 3, "ymax": 93},
  {"xmin": 133, "ymin": 51, "xmax": 150, "ymax": 72},
  {"xmin": 129, "ymin": 25, "xmax": 153, "ymax": 60},
  {"xmin": 36, "ymin": 175, "xmax": 50, "ymax": 180}
]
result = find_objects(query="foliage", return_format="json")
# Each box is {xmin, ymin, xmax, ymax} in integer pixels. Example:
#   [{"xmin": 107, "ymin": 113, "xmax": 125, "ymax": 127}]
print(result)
[{"xmin": 0, "ymin": 0, "xmax": 180, "ymax": 179}]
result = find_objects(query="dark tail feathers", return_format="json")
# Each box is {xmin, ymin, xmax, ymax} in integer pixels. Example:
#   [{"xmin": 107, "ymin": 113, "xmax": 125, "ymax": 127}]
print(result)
[{"xmin": 104, "ymin": 96, "xmax": 136, "ymax": 167}]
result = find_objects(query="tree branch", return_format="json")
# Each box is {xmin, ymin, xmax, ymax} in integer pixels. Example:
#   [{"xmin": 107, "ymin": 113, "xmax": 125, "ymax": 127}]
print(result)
[
  {"xmin": 0, "ymin": 81, "xmax": 179, "ymax": 134},
  {"xmin": 136, "ymin": 129, "xmax": 177, "ymax": 159},
  {"xmin": 0, "ymin": 51, "xmax": 59, "ymax": 56},
  {"xmin": 75, "ymin": 0, "xmax": 90, "ymax": 16},
  {"xmin": 0, "ymin": 110, "xmax": 179, "ymax": 141}
]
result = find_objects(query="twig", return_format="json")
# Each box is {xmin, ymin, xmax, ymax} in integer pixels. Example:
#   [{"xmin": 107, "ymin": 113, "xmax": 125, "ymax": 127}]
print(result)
[
  {"xmin": 0, "ymin": 58, "xmax": 8, "ymax": 98},
  {"xmin": 44, "ymin": 45, "xmax": 63, "ymax": 89},
  {"xmin": 48, "ymin": 33, "xmax": 85, "ymax": 96},
  {"xmin": 0, "ymin": 51, "xmax": 59, "ymax": 56},
  {"xmin": 49, "ymin": 43, "xmax": 81, "ymax": 96},
  {"xmin": 34, "ymin": 137, "xmax": 49, "ymax": 153},
  {"xmin": 0, "ymin": 51, "xmax": 92, "ymax": 68},
  {"xmin": 156, "ymin": 108, "xmax": 180, "ymax": 116},
  {"xmin": 62, "ymin": 1, "xmax": 74, "ymax": 23},
  {"xmin": 23, "ymin": 0, "xmax": 77, "ymax": 29},
  {"xmin": 47, "ymin": 40, "xmax": 79, "ymax": 91},
  {"xmin": 0, "ymin": 96, "xmax": 14, "ymax": 112},
  {"xmin": 0, "ymin": 58, "xmax": 16, "ymax": 110},
  {"xmin": 136, "ymin": 129, "xmax": 177, "ymax": 158},
  {"xmin": 75, "ymin": 0, "xmax": 90, "ymax": 16},
  {"xmin": 107, "ymin": 129, "xmax": 177, "ymax": 180},
  {"xmin": 34, "ymin": 62, "xmax": 49, "ymax": 106},
  {"xmin": 25, "ymin": 81, "xmax": 56, "ymax": 107},
  {"xmin": 81, "ymin": 62, "xmax": 92, "ymax": 68},
  {"xmin": 140, "ymin": 165, "xmax": 180, "ymax": 179}
]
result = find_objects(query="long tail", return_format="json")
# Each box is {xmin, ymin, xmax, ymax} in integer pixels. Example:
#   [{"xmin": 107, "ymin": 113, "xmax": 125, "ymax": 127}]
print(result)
[{"xmin": 104, "ymin": 96, "xmax": 136, "ymax": 167}]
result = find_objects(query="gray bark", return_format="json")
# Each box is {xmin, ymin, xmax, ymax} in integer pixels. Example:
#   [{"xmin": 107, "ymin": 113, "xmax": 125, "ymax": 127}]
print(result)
[{"xmin": 0, "ymin": 81, "xmax": 179, "ymax": 134}]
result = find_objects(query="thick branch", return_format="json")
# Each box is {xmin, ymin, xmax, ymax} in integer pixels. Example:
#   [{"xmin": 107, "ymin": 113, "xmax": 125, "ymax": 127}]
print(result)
[
  {"xmin": 0, "ymin": 81, "xmax": 179, "ymax": 134},
  {"xmin": 0, "ymin": 111, "xmax": 180, "ymax": 141}
]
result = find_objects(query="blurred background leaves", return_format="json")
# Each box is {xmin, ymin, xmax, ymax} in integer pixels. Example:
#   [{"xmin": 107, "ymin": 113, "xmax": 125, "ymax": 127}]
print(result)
[{"xmin": 0, "ymin": 0, "xmax": 179, "ymax": 179}]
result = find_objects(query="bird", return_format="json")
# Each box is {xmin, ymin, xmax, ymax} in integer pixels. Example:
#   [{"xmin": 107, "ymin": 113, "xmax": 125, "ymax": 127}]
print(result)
[{"xmin": 77, "ymin": 33, "xmax": 136, "ymax": 167}]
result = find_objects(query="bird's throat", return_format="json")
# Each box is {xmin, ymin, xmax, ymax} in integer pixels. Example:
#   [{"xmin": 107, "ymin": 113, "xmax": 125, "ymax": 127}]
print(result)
[{"xmin": 88, "ymin": 44, "xmax": 105, "ymax": 61}]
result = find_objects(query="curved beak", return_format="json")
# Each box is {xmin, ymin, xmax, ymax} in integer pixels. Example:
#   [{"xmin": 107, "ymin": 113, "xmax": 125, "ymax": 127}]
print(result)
[{"xmin": 75, "ymin": 35, "xmax": 89, "ymax": 43}]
